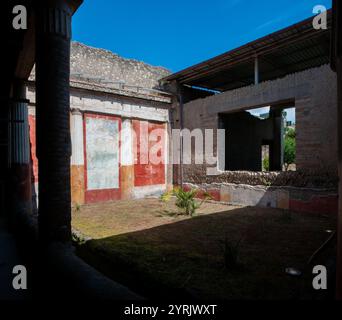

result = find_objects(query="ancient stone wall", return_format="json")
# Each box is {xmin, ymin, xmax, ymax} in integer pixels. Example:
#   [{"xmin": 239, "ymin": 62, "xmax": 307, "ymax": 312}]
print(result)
[{"xmin": 70, "ymin": 42, "xmax": 170, "ymax": 90}]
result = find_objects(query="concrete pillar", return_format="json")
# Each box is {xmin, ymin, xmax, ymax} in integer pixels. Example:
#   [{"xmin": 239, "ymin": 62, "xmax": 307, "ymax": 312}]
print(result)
[
  {"xmin": 35, "ymin": 0, "xmax": 73, "ymax": 243},
  {"xmin": 9, "ymin": 82, "xmax": 32, "ymax": 223},
  {"xmin": 70, "ymin": 109, "xmax": 85, "ymax": 205},
  {"xmin": 120, "ymin": 119, "xmax": 134, "ymax": 199}
]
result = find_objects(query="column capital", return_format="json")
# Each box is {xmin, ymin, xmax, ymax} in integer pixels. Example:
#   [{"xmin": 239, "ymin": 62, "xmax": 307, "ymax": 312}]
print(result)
[{"xmin": 37, "ymin": 0, "xmax": 73, "ymax": 39}]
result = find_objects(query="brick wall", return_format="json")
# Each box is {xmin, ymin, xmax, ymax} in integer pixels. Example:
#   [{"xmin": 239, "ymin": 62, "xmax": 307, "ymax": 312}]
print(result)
[{"xmin": 180, "ymin": 65, "xmax": 338, "ymax": 186}]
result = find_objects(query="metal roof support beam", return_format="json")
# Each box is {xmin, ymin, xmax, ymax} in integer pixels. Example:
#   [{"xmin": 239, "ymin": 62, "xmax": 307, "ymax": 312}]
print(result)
[
  {"xmin": 254, "ymin": 55, "xmax": 259, "ymax": 85},
  {"xmin": 162, "ymin": 12, "xmax": 332, "ymax": 86}
]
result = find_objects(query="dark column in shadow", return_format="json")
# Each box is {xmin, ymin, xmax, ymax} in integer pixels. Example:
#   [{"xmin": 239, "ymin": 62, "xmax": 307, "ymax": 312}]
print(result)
[
  {"xmin": 332, "ymin": 0, "xmax": 342, "ymax": 300},
  {"xmin": 9, "ymin": 81, "xmax": 32, "ymax": 227},
  {"xmin": 35, "ymin": 0, "xmax": 73, "ymax": 243},
  {"xmin": 270, "ymin": 108, "xmax": 284, "ymax": 171}
]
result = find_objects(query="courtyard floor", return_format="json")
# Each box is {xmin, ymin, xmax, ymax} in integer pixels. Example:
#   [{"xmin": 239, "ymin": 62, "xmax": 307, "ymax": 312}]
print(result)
[{"xmin": 72, "ymin": 198, "xmax": 337, "ymax": 300}]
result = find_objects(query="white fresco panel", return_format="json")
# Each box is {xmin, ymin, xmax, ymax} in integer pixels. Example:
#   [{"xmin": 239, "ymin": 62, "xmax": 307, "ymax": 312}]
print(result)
[{"xmin": 86, "ymin": 117, "xmax": 119, "ymax": 190}]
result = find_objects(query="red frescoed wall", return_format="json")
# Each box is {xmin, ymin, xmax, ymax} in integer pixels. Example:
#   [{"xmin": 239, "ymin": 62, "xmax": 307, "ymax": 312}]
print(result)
[
  {"xmin": 28, "ymin": 115, "xmax": 38, "ymax": 183},
  {"xmin": 133, "ymin": 120, "xmax": 166, "ymax": 187},
  {"xmin": 289, "ymin": 196, "xmax": 338, "ymax": 215},
  {"xmin": 28, "ymin": 113, "xmax": 168, "ymax": 205}
]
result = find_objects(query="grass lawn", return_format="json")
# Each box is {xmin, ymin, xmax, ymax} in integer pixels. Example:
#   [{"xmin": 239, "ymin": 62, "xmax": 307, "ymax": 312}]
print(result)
[{"xmin": 72, "ymin": 198, "xmax": 337, "ymax": 300}]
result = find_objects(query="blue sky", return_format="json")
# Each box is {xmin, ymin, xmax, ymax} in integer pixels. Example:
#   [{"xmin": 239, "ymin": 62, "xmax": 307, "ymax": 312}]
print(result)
[
  {"xmin": 73, "ymin": 0, "xmax": 332, "ymax": 73},
  {"xmin": 248, "ymin": 107, "xmax": 296, "ymax": 124}
]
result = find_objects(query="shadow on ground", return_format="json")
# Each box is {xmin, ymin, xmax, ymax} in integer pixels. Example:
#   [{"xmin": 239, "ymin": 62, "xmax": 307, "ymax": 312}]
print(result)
[{"xmin": 74, "ymin": 203, "xmax": 337, "ymax": 300}]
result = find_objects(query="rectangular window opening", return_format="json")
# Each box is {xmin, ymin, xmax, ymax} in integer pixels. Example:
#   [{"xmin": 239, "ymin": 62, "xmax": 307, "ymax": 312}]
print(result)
[{"xmin": 219, "ymin": 104, "xmax": 296, "ymax": 172}]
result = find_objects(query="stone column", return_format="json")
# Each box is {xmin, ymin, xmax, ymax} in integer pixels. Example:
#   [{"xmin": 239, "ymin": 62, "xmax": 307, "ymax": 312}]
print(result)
[
  {"xmin": 120, "ymin": 118, "xmax": 134, "ymax": 199},
  {"xmin": 35, "ymin": 0, "xmax": 73, "ymax": 243},
  {"xmin": 9, "ymin": 81, "xmax": 32, "ymax": 223},
  {"xmin": 70, "ymin": 109, "xmax": 85, "ymax": 205},
  {"xmin": 166, "ymin": 121, "xmax": 173, "ymax": 192}
]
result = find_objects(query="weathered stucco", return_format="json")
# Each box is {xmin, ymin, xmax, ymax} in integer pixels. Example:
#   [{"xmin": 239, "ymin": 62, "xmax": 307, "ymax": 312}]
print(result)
[
  {"xmin": 183, "ymin": 182, "xmax": 338, "ymax": 215},
  {"xmin": 26, "ymin": 42, "xmax": 173, "ymax": 205}
]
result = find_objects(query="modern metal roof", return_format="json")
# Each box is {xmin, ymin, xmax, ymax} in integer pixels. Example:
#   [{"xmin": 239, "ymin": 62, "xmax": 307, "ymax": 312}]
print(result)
[{"xmin": 162, "ymin": 10, "xmax": 332, "ymax": 92}]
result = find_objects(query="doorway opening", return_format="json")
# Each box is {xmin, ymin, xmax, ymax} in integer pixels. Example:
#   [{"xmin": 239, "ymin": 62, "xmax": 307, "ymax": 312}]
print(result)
[{"xmin": 219, "ymin": 102, "xmax": 296, "ymax": 172}]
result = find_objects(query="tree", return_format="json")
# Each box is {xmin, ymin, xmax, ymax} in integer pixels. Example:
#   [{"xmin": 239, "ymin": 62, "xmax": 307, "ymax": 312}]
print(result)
[
  {"xmin": 286, "ymin": 127, "xmax": 296, "ymax": 139},
  {"xmin": 284, "ymin": 128, "xmax": 296, "ymax": 170},
  {"xmin": 262, "ymin": 157, "xmax": 270, "ymax": 171}
]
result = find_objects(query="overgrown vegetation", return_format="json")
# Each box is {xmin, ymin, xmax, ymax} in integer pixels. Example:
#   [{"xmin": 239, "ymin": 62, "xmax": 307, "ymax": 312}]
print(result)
[
  {"xmin": 284, "ymin": 127, "xmax": 296, "ymax": 171},
  {"xmin": 262, "ymin": 157, "xmax": 270, "ymax": 171}
]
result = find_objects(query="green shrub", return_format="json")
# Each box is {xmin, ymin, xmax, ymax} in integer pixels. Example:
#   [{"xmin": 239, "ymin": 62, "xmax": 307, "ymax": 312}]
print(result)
[
  {"xmin": 173, "ymin": 188, "xmax": 199, "ymax": 216},
  {"xmin": 286, "ymin": 127, "xmax": 296, "ymax": 139},
  {"xmin": 262, "ymin": 157, "xmax": 270, "ymax": 171},
  {"xmin": 284, "ymin": 127, "xmax": 296, "ymax": 170},
  {"xmin": 284, "ymin": 137, "xmax": 296, "ymax": 170},
  {"xmin": 172, "ymin": 188, "xmax": 212, "ymax": 217}
]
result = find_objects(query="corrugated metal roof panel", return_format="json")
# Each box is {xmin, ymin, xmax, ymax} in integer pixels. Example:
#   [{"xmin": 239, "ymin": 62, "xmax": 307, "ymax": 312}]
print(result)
[{"xmin": 163, "ymin": 11, "xmax": 332, "ymax": 92}]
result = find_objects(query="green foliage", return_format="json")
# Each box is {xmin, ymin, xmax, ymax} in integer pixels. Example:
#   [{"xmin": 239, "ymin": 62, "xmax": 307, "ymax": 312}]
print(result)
[
  {"xmin": 74, "ymin": 203, "xmax": 81, "ymax": 212},
  {"xmin": 172, "ymin": 188, "xmax": 212, "ymax": 217},
  {"xmin": 173, "ymin": 188, "xmax": 199, "ymax": 217},
  {"xmin": 283, "ymin": 127, "xmax": 296, "ymax": 170},
  {"xmin": 160, "ymin": 191, "xmax": 173, "ymax": 202},
  {"xmin": 285, "ymin": 127, "xmax": 296, "ymax": 139},
  {"xmin": 161, "ymin": 188, "xmax": 213, "ymax": 217},
  {"xmin": 262, "ymin": 157, "xmax": 270, "ymax": 171},
  {"xmin": 284, "ymin": 137, "xmax": 296, "ymax": 170}
]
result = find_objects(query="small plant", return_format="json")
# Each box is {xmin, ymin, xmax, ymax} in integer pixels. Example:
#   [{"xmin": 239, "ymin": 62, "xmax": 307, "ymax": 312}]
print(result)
[
  {"xmin": 260, "ymin": 177, "xmax": 272, "ymax": 187},
  {"xmin": 220, "ymin": 236, "xmax": 242, "ymax": 270},
  {"xmin": 173, "ymin": 188, "xmax": 199, "ymax": 216},
  {"xmin": 74, "ymin": 203, "xmax": 81, "ymax": 212},
  {"xmin": 160, "ymin": 190, "xmax": 173, "ymax": 202},
  {"xmin": 173, "ymin": 188, "xmax": 212, "ymax": 217}
]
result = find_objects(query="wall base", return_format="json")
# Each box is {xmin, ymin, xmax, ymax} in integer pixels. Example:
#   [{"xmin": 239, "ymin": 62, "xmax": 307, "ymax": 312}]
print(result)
[{"xmin": 184, "ymin": 183, "xmax": 338, "ymax": 215}]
